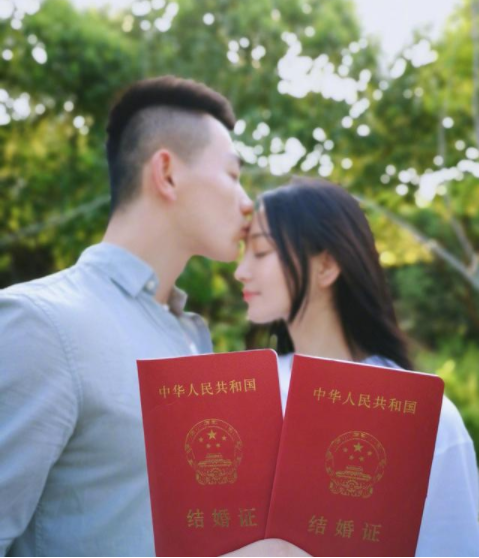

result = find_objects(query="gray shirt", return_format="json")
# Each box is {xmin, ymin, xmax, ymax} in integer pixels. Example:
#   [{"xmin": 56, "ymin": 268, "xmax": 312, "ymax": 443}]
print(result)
[{"xmin": 0, "ymin": 243, "xmax": 212, "ymax": 556}]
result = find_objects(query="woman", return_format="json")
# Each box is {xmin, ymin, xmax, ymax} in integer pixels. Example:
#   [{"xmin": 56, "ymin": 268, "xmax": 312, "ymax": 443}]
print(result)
[{"xmin": 235, "ymin": 178, "xmax": 479, "ymax": 556}]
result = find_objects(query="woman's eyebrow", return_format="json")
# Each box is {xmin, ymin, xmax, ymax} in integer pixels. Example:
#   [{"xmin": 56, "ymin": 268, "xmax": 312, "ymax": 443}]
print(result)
[{"xmin": 249, "ymin": 232, "xmax": 272, "ymax": 239}]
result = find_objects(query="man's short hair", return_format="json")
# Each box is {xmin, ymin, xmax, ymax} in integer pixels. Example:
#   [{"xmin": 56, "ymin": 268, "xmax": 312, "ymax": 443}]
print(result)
[{"xmin": 106, "ymin": 76, "xmax": 236, "ymax": 213}]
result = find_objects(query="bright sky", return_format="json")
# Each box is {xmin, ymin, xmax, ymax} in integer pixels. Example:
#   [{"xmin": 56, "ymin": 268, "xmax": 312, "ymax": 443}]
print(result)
[
  {"xmin": 353, "ymin": 0, "xmax": 461, "ymax": 61},
  {"xmin": 0, "ymin": 0, "xmax": 462, "ymax": 61},
  {"xmin": 67, "ymin": 0, "xmax": 462, "ymax": 61}
]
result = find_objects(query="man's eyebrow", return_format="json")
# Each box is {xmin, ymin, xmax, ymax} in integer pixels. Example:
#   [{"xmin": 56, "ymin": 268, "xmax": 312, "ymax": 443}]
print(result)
[{"xmin": 230, "ymin": 153, "xmax": 244, "ymax": 168}]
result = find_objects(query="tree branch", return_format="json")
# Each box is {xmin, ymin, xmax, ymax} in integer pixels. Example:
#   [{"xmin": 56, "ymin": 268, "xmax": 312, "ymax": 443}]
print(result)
[
  {"xmin": 0, "ymin": 195, "xmax": 109, "ymax": 250},
  {"xmin": 355, "ymin": 194, "xmax": 479, "ymax": 291},
  {"xmin": 437, "ymin": 106, "xmax": 478, "ymax": 267}
]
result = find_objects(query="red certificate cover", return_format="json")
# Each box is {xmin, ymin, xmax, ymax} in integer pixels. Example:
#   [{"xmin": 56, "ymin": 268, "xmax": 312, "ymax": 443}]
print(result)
[
  {"xmin": 266, "ymin": 355, "xmax": 444, "ymax": 557},
  {"xmin": 137, "ymin": 350, "xmax": 283, "ymax": 557}
]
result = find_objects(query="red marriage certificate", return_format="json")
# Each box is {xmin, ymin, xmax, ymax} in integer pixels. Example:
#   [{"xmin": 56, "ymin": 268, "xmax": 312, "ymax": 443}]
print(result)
[
  {"xmin": 137, "ymin": 350, "xmax": 283, "ymax": 557},
  {"xmin": 266, "ymin": 355, "xmax": 444, "ymax": 557}
]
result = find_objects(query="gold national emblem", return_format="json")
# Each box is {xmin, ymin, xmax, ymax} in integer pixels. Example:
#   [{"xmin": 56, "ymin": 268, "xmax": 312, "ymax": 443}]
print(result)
[
  {"xmin": 185, "ymin": 419, "xmax": 243, "ymax": 485},
  {"xmin": 325, "ymin": 431, "xmax": 386, "ymax": 498}
]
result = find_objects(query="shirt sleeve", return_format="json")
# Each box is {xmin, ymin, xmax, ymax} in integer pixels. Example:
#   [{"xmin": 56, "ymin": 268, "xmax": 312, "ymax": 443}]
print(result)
[
  {"xmin": 415, "ymin": 398, "xmax": 479, "ymax": 556},
  {"xmin": 0, "ymin": 292, "xmax": 79, "ymax": 556}
]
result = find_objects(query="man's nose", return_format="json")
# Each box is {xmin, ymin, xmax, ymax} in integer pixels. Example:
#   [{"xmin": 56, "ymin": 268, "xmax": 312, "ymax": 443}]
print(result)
[{"xmin": 239, "ymin": 189, "xmax": 254, "ymax": 216}]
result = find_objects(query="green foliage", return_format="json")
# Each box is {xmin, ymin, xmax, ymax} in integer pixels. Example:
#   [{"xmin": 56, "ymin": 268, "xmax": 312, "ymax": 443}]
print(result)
[
  {"xmin": 389, "ymin": 262, "xmax": 479, "ymax": 346},
  {"xmin": 0, "ymin": 0, "xmax": 478, "ymax": 452},
  {"xmin": 415, "ymin": 341, "xmax": 479, "ymax": 456}
]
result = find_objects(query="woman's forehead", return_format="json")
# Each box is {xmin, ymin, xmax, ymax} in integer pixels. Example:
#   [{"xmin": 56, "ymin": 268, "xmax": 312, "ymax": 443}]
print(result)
[{"xmin": 250, "ymin": 210, "xmax": 269, "ymax": 235}]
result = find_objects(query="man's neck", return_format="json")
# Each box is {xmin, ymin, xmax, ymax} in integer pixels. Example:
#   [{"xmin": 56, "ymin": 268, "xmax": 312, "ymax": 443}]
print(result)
[{"xmin": 103, "ymin": 207, "xmax": 189, "ymax": 305}]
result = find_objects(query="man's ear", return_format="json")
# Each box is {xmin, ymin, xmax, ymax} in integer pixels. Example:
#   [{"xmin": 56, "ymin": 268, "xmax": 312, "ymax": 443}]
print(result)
[
  {"xmin": 315, "ymin": 251, "xmax": 341, "ymax": 288},
  {"xmin": 150, "ymin": 149, "xmax": 177, "ymax": 202}
]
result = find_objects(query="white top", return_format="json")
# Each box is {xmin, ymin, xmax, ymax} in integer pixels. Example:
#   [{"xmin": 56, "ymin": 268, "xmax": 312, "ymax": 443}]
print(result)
[{"xmin": 278, "ymin": 354, "xmax": 479, "ymax": 557}]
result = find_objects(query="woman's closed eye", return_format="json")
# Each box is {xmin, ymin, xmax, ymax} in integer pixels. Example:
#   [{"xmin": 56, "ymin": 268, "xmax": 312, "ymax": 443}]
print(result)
[
  {"xmin": 254, "ymin": 250, "xmax": 273, "ymax": 259},
  {"xmin": 249, "ymin": 232, "xmax": 275, "ymax": 258}
]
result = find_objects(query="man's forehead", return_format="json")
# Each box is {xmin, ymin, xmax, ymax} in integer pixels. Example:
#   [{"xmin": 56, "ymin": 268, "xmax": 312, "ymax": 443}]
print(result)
[{"xmin": 203, "ymin": 116, "xmax": 243, "ymax": 166}]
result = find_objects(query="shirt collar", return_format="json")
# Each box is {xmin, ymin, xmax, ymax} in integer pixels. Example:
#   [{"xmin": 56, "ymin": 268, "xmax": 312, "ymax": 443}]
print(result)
[{"xmin": 77, "ymin": 243, "xmax": 188, "ymax": 315}]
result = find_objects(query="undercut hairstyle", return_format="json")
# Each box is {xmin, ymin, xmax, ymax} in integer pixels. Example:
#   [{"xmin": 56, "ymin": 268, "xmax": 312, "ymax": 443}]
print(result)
[
  {"xmin": 106, "ymin": 76, "xmax": 236, "ymax": 213},
  {"xmin": 259, "ymin": 178, "xmax": 413, "ymax": 370}
]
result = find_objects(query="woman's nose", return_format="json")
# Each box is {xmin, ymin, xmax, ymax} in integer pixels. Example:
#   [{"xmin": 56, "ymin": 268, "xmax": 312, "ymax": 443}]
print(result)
[{"xmin": 234, "ymin": 259, "xmax": 250, "ymax": 283}]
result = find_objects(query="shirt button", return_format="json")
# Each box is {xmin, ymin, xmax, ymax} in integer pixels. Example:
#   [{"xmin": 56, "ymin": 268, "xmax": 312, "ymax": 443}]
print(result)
[{"xmin": 146, "ymin": 280, "xmax": 156, "ymax": 293}]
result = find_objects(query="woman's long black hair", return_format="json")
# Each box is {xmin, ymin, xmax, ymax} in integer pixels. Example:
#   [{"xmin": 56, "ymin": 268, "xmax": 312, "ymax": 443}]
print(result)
[{"xmin": 260, "ymin": 178, "xmax": 413, "ymax": 370}]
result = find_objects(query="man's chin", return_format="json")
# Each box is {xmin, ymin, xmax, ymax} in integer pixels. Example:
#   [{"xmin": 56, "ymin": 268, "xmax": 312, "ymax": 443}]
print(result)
[{"xmin": 201, "ymin": 245, "xmax": 239, "ymax": 263}]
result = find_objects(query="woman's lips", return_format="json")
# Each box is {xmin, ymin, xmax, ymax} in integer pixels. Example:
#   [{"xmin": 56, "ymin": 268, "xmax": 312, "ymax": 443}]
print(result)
[{"xmin": 243, "ymin": 291, "xmax": 259, "ymax": 302}]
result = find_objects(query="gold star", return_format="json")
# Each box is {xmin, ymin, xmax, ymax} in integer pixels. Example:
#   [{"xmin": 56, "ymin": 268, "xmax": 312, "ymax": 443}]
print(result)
[
  {"xmin": 354, "ymin": 443, "xmax": 363, "ymax": 452},
  {"xmin": 207, "ymin": 430, "xmax": 217, "ymax": 440},
  {"xmin": 349, "ymin": 455, "xmax": 354, "ymax": 460},
  {"xmin": 206, "ymin": 444, "xmax": 211, "ymax": 448},
  {"xmin": 199, "ymin": 438, "xmax": 204, "ymax": 443},
  {"xmin": 359, "ymin": 457, "xmax": 364, "ymax": 462},
  {"xmin": 222, "ymin": 436, "xmax": 227, "ymax": 441},
  {"xmin": 216, "ymin": 443, "xmax": 220, "ymax": 448},
  {"xmin": 343, "ymin": 448, "xmax": 348, "ymax": 453},
  {"xmin": 367, "ymin": 451, "xmax": 373, "ymax": 456}
]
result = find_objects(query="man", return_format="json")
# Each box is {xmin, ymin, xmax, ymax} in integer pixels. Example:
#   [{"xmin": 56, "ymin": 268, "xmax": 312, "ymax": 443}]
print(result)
[{"xmin": 0, "ymin": 76, "xmax": 307, "ymax": 557}]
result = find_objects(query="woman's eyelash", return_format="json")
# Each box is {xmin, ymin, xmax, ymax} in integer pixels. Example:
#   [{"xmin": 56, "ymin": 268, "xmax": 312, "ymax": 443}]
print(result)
[{"xmin": 254, "ymin": 251, "xmax": 272, "ymax": 258}]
